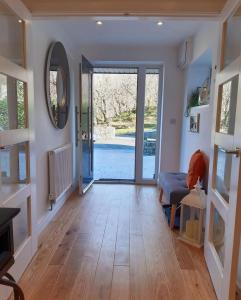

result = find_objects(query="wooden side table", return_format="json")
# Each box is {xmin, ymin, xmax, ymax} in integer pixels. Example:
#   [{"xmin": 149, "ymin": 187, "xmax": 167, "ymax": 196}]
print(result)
[{"xmin": 0, "ymin": 208, "xmax": 25, "ymax": 300}]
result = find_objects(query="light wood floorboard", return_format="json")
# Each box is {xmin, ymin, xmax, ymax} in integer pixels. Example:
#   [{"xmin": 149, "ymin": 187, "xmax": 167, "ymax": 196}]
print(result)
[{"xmin": 12, "ymin": 184, "xmax": 217, "ymax": 300}]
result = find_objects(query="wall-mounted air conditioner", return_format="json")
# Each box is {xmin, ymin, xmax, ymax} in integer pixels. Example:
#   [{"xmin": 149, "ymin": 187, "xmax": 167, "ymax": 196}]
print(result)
[{"xmin": 177, "ymin": 38, "xmax": 192, "ymax": 70}]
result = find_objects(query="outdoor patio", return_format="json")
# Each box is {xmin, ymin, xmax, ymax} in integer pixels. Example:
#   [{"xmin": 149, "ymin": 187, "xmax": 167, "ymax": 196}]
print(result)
[{"xmin": 94, "ymin": 138, "xmax": 155, "ymax": 180}]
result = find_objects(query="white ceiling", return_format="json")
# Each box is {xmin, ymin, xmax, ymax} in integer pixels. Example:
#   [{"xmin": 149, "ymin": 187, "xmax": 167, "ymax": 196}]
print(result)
[{"xmin": 45, "ymin": 17, "xmax": 215, "ymax": 48}]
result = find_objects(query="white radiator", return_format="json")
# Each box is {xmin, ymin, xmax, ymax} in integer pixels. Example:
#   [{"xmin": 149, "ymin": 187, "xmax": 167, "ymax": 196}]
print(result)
[{"xmin": 48, "ymin": 144, "xmax": 72, "ymax": 204}]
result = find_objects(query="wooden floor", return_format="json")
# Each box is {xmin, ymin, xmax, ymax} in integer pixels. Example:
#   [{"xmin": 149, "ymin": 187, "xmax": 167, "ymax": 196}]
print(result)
[{"xmin": 15, "ymin": 184, "xmax": 217, "ymax": 300}]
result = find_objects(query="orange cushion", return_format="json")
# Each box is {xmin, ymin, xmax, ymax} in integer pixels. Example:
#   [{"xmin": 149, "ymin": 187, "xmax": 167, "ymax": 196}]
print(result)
[{"xmin": 186, "ymin": 150, "xmax": 206, "ymax": 189}]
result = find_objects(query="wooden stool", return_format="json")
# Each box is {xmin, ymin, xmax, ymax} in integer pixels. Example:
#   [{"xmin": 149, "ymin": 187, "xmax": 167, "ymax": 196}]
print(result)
[{"xmin": 0, "ymin": 257, "xmax": 25, "ymax": 300}]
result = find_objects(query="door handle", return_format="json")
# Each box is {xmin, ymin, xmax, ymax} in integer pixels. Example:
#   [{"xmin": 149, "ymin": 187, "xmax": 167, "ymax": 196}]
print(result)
[{"xmin": 218, "ymin": 146, "xmax": 240, "ymax": 157}]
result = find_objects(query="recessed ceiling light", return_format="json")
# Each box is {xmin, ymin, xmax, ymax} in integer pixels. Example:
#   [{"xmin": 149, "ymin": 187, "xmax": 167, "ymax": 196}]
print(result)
[
  {"xmin": 18, "ymin": 19, "xmax": 23, "ymax": 23},
  {"xmin": 96, "ymin": 20, "xmax": 103, "ymax": 26},
  {"xmin": 157, "ymin": 21, "xmax": 163, "ymax": 26}
]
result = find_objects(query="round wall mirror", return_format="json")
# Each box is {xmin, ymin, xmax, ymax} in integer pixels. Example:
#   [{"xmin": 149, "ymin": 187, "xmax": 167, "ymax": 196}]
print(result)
[{"xmin": 45, "ymin": 42, "xmax": 70, "ymax": 129}]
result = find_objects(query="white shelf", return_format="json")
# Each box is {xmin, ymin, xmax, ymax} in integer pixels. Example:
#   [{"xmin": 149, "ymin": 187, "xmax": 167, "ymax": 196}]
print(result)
[
  {"xmin": 0, "ymin": 183, "xmax": 31, "ymax": 205},
  {"xmin": 0, "ymin": 129, "xmax": 30, "ymax": 147},
  {"xmin": 190, "ymin": 104, "xmax": 209, "ymax": 111}
]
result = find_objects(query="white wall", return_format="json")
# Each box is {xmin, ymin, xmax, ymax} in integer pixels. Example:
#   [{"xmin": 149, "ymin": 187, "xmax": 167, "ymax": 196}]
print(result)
[
  {"xmin": 30, "ymin": 21, "xmax": 80, "ymax": 233},
  {"xmin": 179, "ymin": 23, "xmax": 219, "ymax": 174},
  {"xmin": 180, "ymin": 65, "xmax": 212, "ymax": 173}
]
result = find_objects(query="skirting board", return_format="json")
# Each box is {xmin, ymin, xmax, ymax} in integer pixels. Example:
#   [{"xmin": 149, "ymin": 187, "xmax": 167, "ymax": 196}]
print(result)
[{"xmin": 37, "ymin": 184, "xmax": 76, "ymax": 236}]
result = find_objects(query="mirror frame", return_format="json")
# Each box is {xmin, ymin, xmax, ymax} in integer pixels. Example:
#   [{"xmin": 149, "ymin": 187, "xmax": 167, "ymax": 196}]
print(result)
[{"xmin": 45, "ymin": 41, "xmax": 70, "ymax": 129}]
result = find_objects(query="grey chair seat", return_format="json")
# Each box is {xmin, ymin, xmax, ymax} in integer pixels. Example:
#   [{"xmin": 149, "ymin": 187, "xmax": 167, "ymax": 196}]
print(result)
[{"xmin": 159, "ymin": 172, "xmax": 190, "ymax": 205}]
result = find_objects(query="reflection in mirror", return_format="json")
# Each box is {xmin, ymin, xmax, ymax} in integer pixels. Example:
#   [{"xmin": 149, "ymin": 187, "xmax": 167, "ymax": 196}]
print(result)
[
  {"xmin": 217, "ymin": 75, "xmax": 238, "ymax": 135},
  {"xmin": 223, "ymin": 5, "xmax": 241, "ymax": 68},
  {"xmin": 49, "ymin": 67, "xmax": 66, "ymax": 124},
  {"xmin": 45, "ymin": 42, "xmax": 70, "ymax": 129},
  {"xmin": 0, "ymin": 142, "xmax": 28, "ymax": 184},
  {"xmin": 0, "ymin": 2, "xmax": 24, "ymax": 66},
  {"xmin": 0, "ymin": 73, "xmax": 26, "ymax": 131}
]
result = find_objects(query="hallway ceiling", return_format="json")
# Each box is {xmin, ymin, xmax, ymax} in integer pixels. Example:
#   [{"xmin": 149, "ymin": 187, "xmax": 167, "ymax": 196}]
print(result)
[
  {"xmin": 43, "ymin": 18, "xmax": 211, "ymax": 48},
  {"xmin": 21, "ymin": 0, "xmax": 226, "ymax": 17}
]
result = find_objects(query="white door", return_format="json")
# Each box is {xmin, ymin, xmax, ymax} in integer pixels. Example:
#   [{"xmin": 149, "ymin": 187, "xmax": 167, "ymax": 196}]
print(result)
[
  {"xmin": 205, "ymin": 4, "xmax": 241, "ymax": 299},
  {"xmin": 0, "ymin": 3, "xmax": 36, "ymax": 299},
  {"xmin": 92, "ymin": 64, "xmax": 163, "ymax": 184},
  {"xmin": 136, "ymin": 66, "xmax": 163, "ymax": 184},
  {"xmin": 79, "ymin": 56, "xmax": 94, "ymax": 194}
]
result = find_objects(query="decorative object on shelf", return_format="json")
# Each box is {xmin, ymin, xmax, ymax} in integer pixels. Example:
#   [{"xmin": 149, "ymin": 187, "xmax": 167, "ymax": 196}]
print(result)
[
  {"xmin": 198, "ymin": 86, "xmax": 209, "ymax": 105},
  {"xmin": 190, "ymin": 113, "xmax": 200, "ymax": 133},
  {"xmin": 185, "ymin": 89, "xmax": 200, "ymax": 117},
  {"xmin": 45, "ymin": 41, "xmax": 70, "ymax": 129},
  {"xmin": 185, "ymin": 68, "xmax": 212, "ymax": 117},
  {"xmin": 198, "ymin": 69, "xmax": 212, "ymax": 105},
  {"xmin": 179, "ymin": 179, "xmax": 206, "ymax": 248}
]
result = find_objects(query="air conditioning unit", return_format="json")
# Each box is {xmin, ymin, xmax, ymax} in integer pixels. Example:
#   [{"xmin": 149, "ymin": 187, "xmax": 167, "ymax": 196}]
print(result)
[{"xmin": 177, "ymin": 38, "xmax": 192, "ymax": 70}]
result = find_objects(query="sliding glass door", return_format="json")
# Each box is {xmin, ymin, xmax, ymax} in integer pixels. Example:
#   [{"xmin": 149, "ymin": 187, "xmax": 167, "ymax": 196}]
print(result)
[
  {"xmin": 93, "ymin": 68, "xmax": 138, "ymax": 181},
  {"xmin": 142, "ymin": 69, "xmax": 161, "ymax": 180},
  {"xmin": 92, "ymin": 65, "xmax": 163, "ymax": 184}
]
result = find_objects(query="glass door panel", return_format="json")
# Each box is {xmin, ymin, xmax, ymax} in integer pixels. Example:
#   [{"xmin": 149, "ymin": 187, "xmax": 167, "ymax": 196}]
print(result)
[
  {"xmin": 217, "ymin": 75, "xmax": 238, "ymax": 135},
  {"xmin": 93, "ymin": 68, "xmax": 138, "ymax": 181},
  {"xmin": 0, "ymin": 142, "xmax": 29, "ymax": 183},
  {"xmin": 0, "ymin": 73, "xmax": 27, "ymax": 131},
  {"xmin": 205, "ymin": 11, "xmax": 241, "ymax": 298},
  {"xmin": 223, "ymin": 5, "xmax": 241, "ymax": 68},
  {"xmin": 142, "ymin": 69, "xmax": 159, "ymax": 179},
  {"xmin": 92, "ymin": 66, "xmax": 162, "ymax": 183},
  {"xmin": 0, "ymin": 1, "xmax": 25, "ymax": 66},
  {"xmin": 214, "ymin": 146, "xmax": 232, "ymax": 203},
  {"xmin": 211, "ymin": 204, "xmax": 226, "ymax": 267}
]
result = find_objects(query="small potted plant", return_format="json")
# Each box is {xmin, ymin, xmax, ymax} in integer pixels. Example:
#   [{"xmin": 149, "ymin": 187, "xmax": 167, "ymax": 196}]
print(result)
[{"xmin": 185, "ymin": 89, "xmax": 200, "ymax": 117}]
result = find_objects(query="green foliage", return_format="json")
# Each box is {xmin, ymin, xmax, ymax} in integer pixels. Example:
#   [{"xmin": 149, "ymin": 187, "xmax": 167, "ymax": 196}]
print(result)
[
  {"xmin": 112, "ymin": 106, "xmax": 157, "ymax": 135},
  {"xmin": 17, "ymin": 80, "xmax": 25, "ymax": 128},
  {"xmin": 113, "ymin": 110, "xmax": 136, "ymax": 123},
  {"xmin": 0, "ymin": 97, "xmax": 8, "ymax": 129},
  {"xmin": 17, "ymin": 99, "xmax": 25, "ymax": 128},
  {"xmin": 185, "ymin": 89, "xmax": 200, "ymax": 117},
  {"xmin": 0, "ymin": 80, "xmax": 25, "ymax": 130},
  {"xmin": 189, "ymin": 90, "xmax": 200, "ymax": 107}
]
